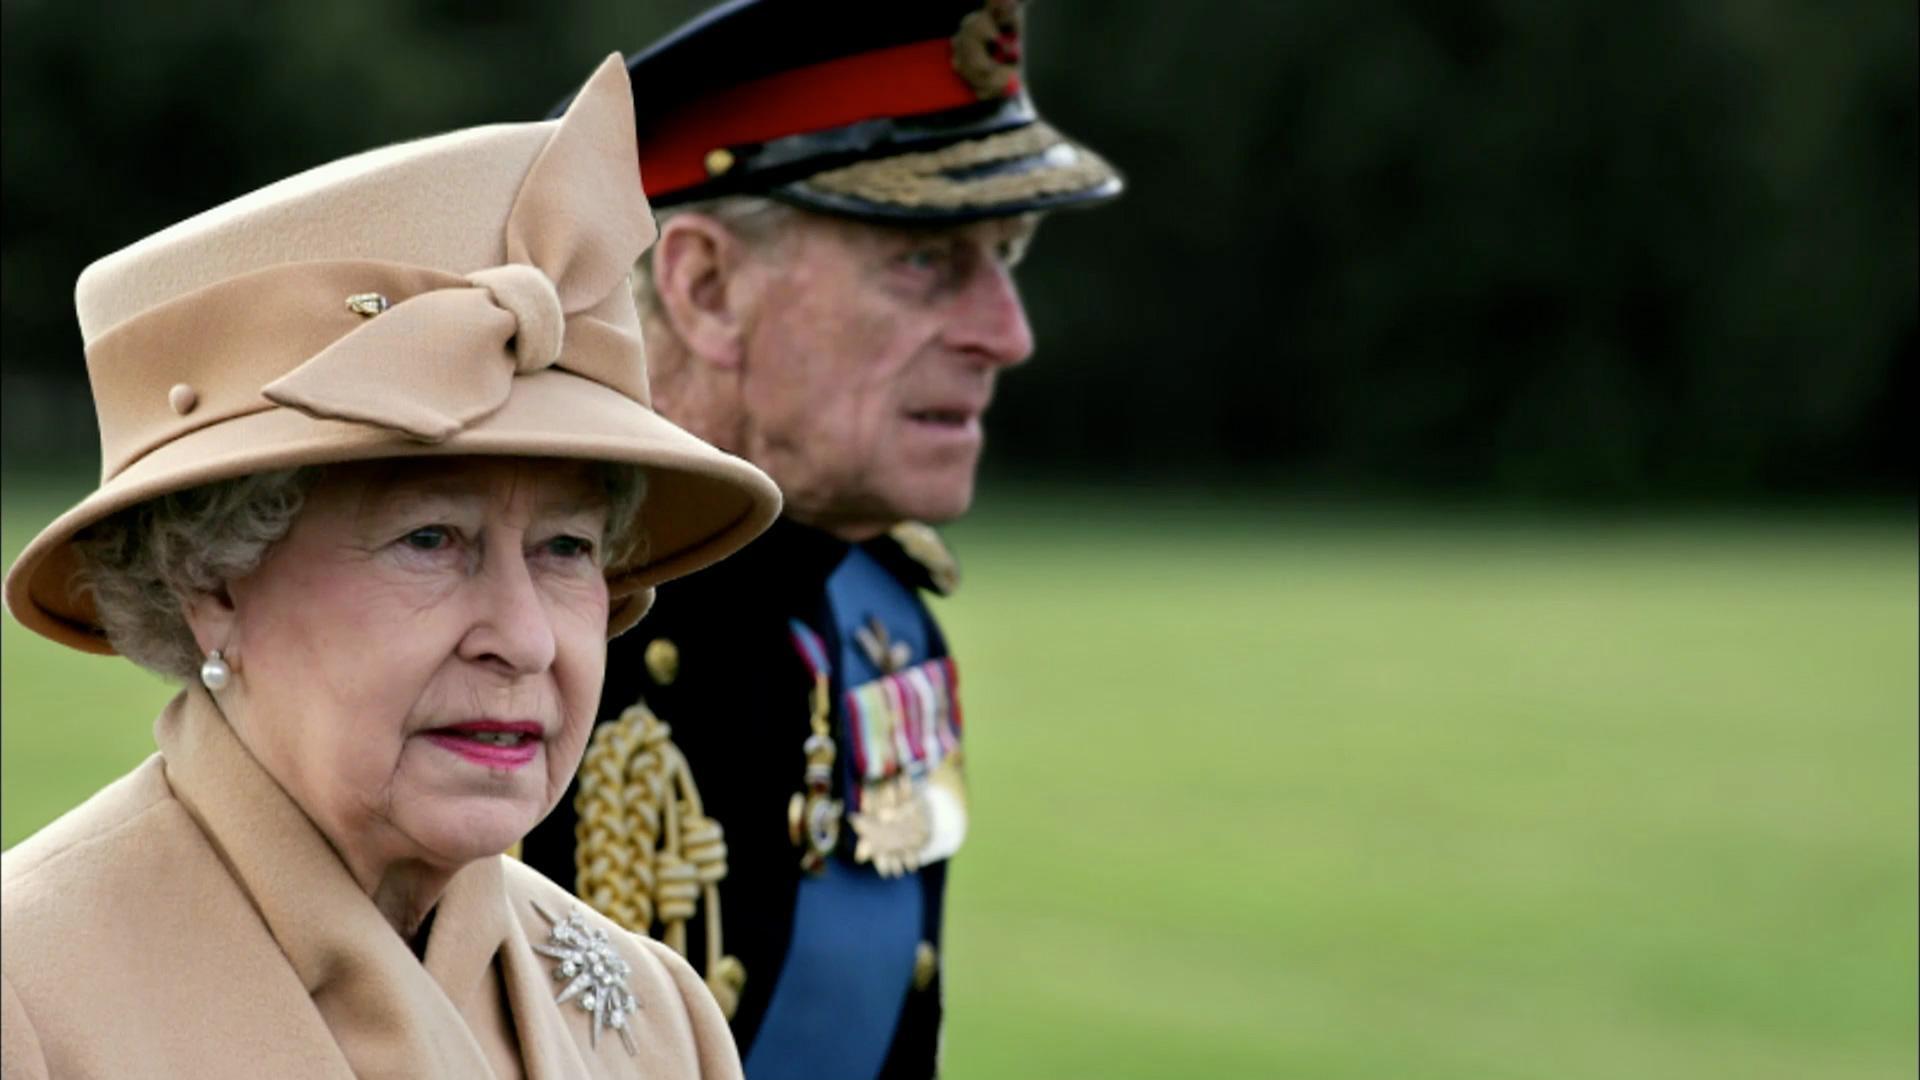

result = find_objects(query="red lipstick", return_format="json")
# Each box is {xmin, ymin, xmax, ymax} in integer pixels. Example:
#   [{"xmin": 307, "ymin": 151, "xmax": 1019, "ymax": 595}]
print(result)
[{"xmin": 424, "ymin": 720, "xmax": 543, "ymax": 771}]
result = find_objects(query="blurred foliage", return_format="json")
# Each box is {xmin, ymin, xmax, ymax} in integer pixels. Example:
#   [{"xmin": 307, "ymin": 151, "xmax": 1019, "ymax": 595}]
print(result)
[{"xmin": 2, "ymin": 0, "xmax": 1913, "ymax": 495}]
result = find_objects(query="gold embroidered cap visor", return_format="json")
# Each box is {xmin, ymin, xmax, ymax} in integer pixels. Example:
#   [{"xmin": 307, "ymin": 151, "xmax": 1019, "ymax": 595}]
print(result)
[
  {"xmin": 586, "ymin": 0, "xmax": 1125, "ymax": 224},
  {"xmin": 4, "ymin": 54, "xmax": 782, "ymax": 656},
  {"xmin": 770, "ymin": 119, "xmax": 1121, "ymax": 224}
]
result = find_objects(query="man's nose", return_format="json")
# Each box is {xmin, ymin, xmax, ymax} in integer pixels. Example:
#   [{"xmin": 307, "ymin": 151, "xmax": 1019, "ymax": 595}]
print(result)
[{"xmin": 944, "ymin": 259, "xmax": 1035, "ymax": 368}]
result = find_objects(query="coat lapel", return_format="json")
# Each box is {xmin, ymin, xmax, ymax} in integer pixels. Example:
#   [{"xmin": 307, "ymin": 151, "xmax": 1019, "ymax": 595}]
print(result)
[{"xmin": 160, "ymin": 688, "xmax": 500, "ymax": 1078}]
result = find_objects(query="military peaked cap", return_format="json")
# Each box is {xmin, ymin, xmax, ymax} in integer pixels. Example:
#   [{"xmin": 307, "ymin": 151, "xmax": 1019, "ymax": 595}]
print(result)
[{"xmin": 557, "ymin": 0, "xmax": 1123, "ymax": 223}]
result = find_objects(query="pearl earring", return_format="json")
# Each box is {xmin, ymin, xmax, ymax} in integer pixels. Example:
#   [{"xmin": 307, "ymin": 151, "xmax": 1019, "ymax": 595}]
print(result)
[{"xmin": 200, "ymin": 649, "xmax": 231, "ymax": 691}]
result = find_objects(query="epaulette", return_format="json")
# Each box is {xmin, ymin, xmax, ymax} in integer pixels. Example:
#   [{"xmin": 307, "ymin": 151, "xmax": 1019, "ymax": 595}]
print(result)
[{"xmin": 886, "ymin": 521, "xmax": 961, "ymax": 597}]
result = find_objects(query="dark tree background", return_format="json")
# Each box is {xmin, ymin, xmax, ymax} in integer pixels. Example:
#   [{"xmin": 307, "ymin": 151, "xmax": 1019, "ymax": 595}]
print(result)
[{"xmin": 3, "ymin": 1, "xmax": 1913, "ymax": 497}]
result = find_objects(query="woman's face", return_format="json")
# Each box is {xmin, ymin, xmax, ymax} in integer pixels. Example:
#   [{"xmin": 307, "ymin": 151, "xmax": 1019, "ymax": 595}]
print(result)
[{"xmin": 195, "ymin": 457, "xmax": 614, "ymax": 879}]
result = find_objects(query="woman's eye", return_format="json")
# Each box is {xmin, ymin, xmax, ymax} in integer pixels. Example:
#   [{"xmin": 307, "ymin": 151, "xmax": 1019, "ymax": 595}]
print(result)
[
  {"xmin": 403, "ymin": 526, "xmax": 453, "ymax": 551},
  {"xmin": 544, "ymin": 535, "xmax": 596, "ymax": 560}
]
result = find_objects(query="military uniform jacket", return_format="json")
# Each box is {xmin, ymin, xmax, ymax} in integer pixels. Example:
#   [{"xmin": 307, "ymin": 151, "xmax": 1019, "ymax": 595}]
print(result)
[
  {"xmin": 1, "ymin": 687, "xmax": 741, "ymax": 1080},
  {"xmin": 524, "ymin": 517, "xmax": 963, "ymax": 1080}
]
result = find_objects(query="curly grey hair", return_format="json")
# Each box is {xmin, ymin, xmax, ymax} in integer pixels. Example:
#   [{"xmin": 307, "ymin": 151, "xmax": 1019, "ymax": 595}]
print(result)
[{"xmin": 74, "ymin": 462, "xmax": 648, "ymax": 680}]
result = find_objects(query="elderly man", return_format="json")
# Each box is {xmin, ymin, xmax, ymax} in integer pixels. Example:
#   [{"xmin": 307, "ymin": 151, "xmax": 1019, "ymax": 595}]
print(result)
[{"xmin": 520, "ymin": 3, "xmax": 1120, "ymax": 1076}]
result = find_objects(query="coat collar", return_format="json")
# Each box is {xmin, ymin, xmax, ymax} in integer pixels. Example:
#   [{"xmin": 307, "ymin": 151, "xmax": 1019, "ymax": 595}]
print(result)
[{"xmin": 155, "ymin": 687, "xmax": 597, "ymax": 1078}]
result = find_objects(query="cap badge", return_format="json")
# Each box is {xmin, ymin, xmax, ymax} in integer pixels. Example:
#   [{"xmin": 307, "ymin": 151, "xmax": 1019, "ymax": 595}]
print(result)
[
  {"xmin": 952, "ymin": 0, "xmax": 1023, "ymax": 100},
  {"xmin": 703, "ymin": 148, "xmax": 736, "ymax": 177}
]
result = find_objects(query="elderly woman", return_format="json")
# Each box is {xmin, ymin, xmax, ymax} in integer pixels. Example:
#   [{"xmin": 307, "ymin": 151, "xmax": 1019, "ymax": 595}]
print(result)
[{"xmin": 0, "ymin": 57, "xmax": 780, "ymax": 1079}]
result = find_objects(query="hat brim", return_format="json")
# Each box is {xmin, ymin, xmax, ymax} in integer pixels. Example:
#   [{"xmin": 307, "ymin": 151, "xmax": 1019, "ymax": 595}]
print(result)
[
  {"xmin": 770, "ymin": 123, "xmax": 1123, "ymax": 225},
  {"xmin": 4, "ymin": 369, "xmax": 781, "ymax": 655}
]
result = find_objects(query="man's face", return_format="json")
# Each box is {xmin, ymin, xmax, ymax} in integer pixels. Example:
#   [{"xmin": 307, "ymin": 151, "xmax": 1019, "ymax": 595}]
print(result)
[{"xmin": 732, "ymin": 212, "xmax": 1037, "ymax": 536}]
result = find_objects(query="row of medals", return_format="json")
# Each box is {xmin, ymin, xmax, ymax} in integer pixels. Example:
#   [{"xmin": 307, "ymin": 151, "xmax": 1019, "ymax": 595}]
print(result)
[{"xmin": 787, "ymin": 666, "xmax": 931, "ymax": 879}]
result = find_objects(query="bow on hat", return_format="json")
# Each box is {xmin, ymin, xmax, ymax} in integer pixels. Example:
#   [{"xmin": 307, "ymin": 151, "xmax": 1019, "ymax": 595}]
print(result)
[
  {"xmin": 83, "ymin": 56, "xmax": 656, "ymax": 477},
  {"xmin": 261, "ymin": 64, "xmax": 656, "ymax": 443}
]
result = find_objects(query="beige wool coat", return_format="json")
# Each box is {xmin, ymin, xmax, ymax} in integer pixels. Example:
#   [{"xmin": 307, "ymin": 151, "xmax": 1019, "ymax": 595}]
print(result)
[{"xmin": 0, "ymin": 688, "xmax": 743, "ymax": 1079}]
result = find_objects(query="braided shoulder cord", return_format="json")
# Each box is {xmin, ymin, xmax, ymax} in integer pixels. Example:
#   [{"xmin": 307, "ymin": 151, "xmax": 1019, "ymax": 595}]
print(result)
[{"xmin": 574, "ymin": 701, "xmax": 746, "ymax": 1017}]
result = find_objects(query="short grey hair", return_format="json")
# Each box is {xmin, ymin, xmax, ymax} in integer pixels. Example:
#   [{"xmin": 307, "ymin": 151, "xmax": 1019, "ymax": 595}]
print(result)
[
  {"xmin": 632, "ymin": 195, "xmax": 799, "ymax": 319},
  {"xmin": 74, "ymin": 462, "xmax": 648, "ymax": 680}
]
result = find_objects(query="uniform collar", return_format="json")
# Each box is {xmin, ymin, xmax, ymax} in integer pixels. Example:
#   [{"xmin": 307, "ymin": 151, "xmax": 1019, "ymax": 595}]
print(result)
[
  {"xmin": 863, "ymin": 528, "xmax": 950, "ymax": 596},
  {"xmin": 697, "ymin": 515, "xmax": 942, "ymax": 602}
]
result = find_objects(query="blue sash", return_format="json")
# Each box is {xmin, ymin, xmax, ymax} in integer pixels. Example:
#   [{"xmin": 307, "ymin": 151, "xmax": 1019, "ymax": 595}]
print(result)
[
  {"xmin": 741, "ymin": 858, "xmax": 924, "ymax": 1079},
  {"xmin": 828, "ymin": 544, "xmax": 933, "ymax": 682},
  {"xmin": 744, "ymin": 547, "xmax": 936, "ymax": 1079}
]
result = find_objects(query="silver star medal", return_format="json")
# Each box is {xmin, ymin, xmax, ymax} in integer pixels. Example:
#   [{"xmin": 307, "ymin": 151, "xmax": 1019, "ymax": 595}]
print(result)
[{"xmin": 531, "ymin": 901, "xmax": 640, "ymax": 1055}]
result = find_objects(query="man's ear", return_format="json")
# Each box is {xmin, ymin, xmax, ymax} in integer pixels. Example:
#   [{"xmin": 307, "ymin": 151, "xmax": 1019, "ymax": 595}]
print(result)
[
  {"xmin": 182, "ymin": 585, "xmax": 238, "ymax": 659},
  {"xmin": 652, "ymin": 214, "xmax": 760, "ymax": 370}
]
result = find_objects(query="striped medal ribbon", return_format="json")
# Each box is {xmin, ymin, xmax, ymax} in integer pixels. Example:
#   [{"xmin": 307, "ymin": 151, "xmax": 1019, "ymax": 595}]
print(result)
[{"xmin": 843, "ymin": 658, "xmax": 966, "ymax": 877}]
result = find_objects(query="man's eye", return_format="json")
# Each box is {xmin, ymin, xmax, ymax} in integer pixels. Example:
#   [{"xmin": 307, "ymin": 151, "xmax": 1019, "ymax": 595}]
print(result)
[
  {"xmin": 899, "ymin": 247, "xmax": 947, "ymax": 271},
  {"xmin": 403, "ymin": 526, "xmax": 453, "ymax": 551}
]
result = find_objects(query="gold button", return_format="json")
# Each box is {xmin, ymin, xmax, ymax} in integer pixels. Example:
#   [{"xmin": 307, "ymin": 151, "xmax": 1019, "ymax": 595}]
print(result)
[
  {"xmin": 912, "ymin": 941, "xmax": 938, "ymax": 991},
  {"xmin": 645, "ymin": 638, "xmax": 680, "ymax": 685},
  {"xmin": 703, "ymin": 148, "xmax": 735, "ymax": 177},
  {"xmin": 167, "ymin": 384, "xmax": 198, "ymax": 415},
  {"xmin": 345, "ymin": 292, "xmax": 390, "ymax": 317}
]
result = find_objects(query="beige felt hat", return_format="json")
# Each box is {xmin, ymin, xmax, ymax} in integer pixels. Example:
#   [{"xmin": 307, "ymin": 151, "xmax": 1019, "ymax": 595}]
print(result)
[{"xmin": 4, "ymin": 55, "xmax": 781, "ymax": 655}]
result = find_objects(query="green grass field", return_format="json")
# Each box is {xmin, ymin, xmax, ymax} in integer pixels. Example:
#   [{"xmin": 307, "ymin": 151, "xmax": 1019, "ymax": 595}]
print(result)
[{"xmin": 4, "ymin": 474, "xmax": 1914, "ymax": 1078}]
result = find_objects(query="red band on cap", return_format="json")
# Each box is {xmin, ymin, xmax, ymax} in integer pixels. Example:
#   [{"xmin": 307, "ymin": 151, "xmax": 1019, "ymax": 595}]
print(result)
[{"xmin": 637, "ymin": 38, "xmax": 1018, "ymax": 199}]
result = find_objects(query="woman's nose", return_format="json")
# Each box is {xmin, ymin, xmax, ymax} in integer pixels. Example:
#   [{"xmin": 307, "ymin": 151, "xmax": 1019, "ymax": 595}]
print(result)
[{"xmin": 458, "ymin": 545, "xmax": 558, "ymax": 675}]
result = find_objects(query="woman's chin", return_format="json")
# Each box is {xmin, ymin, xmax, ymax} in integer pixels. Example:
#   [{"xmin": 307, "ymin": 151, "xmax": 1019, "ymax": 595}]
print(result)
[{"xmin": 402, "ymin": 799, "xmax": 543, "ymax": 865}]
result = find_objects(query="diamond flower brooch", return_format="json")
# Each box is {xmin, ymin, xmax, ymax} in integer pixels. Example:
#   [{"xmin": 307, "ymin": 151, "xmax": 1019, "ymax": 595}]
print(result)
[{"xmin": 532, "ymin": 901, "xmax": 640, "ymax": 1055}]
